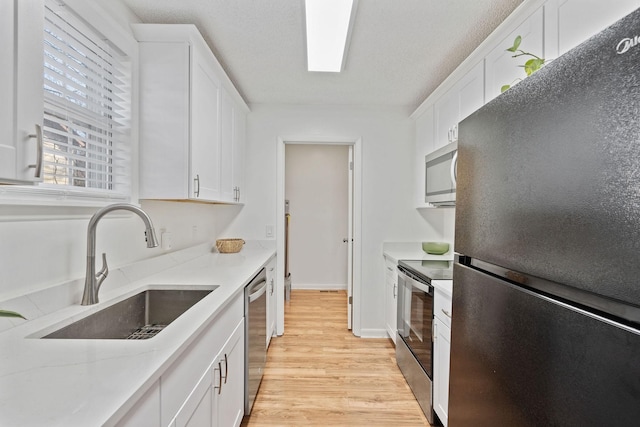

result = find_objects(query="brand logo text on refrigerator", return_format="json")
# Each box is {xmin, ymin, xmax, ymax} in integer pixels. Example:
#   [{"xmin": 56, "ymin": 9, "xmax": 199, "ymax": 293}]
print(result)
[{"xmin": 616, "ymin": 35, "xmax": 639, "ymax": 54}]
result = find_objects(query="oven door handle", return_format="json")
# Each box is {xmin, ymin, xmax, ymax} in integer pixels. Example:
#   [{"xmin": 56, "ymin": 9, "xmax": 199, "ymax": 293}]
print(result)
[
  {"xmin": 407, "ymin": 275, "xmax": 433, "ymax": 294},
  {"xmin": 398, "ymin": 270, "xmax": 434, "ymax": 294}
]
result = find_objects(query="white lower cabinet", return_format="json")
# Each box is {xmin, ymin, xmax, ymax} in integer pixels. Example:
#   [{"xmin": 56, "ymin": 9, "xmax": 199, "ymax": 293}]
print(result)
[
  {"xmin": 170, "ymin": 319, "xmax": 245, "ymax": 427},
  {"xmin": 384, "ymin": 256, "xmax": 398, "ymax": 344},
  {"xmin": 117, "ymin": 382, "xmax": 161, "ymax": 427},
  {"xmin": 433, "ymin": 287, "xmax": 453, "ymax": 427},
  {"xmin": 266, "ymin": 257, "xmax": 277, "ymax": 347},
  {"xmin": 159, "ymin": 294, "xmax": 244, "ymax": 427},
  {"xmin": 433, "ymin": 316, "xmax": 451, "ymax": 427},
  {"xmin": 216, "ymin": 320, "xmax": 245, "ymax": 427}
]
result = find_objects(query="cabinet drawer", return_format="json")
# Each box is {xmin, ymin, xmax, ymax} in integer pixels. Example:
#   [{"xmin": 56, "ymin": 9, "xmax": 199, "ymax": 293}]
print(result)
[
  {"xmin": 160, "ymin": 293, "xmax": 243, "ymax": 426},
  {"xmin": 434, "ymin": 287, "xmax": 453, "ymax": 328}
]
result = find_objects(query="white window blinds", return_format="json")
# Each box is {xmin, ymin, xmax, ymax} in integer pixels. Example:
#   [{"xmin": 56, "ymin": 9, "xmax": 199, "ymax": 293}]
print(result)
[{"xmin": 42, "ymin": 0, "xmax": 131, "ymax": 197}]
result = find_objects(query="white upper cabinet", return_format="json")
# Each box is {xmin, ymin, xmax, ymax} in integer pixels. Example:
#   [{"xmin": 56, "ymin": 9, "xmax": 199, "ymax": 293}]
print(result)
[
  {"xmin": 0, "ymin": 0, "xmax": 44, "ymax": 184},
  {"xmin": 458, "ymin": 62, "xmax": 485, "ymax": 121},
  {"xmin": 233, "ymin": 108, "xmax": 246, "ymax": 203},
  {"xmin": 544, "ymin": 0, "xmax": 640, "ymax": 58},
  {"xmin": 133, "ymin": 24, "xmax": 248, "ymax": 203},
  {"xmin": 191, "ymin": 48, "xmax": 222, "ymax": 201},
  {"xmin": 220, "ymin": 90, "xmax": 235, "ymax": 202},
  {"xmin": 484, "ymin": 7, "xmax": 544, "ymax": 103},
  {"xmin": 434, "ymin": 60, "xmax": 484, "ymax": 150}
]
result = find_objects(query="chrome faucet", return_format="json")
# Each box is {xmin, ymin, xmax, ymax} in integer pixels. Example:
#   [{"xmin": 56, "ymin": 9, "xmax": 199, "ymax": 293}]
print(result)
[{"xmin": 81, "ymin": 203, "xmax": 159, "ymax": 305}]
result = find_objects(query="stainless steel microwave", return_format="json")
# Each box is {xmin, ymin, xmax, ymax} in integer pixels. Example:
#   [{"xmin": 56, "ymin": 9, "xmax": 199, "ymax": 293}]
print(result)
[{"xmin": 425, "ymin": 141, "xmax": 457, "ymax": 206}]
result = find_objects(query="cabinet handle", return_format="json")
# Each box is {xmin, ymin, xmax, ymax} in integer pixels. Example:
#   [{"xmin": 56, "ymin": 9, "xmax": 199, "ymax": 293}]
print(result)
[
  {"xmin": 433, "ymin": 320, "xmax": 437, "ymax": 342},
  {"xmin": 393, "ymin": 283, "xmax": 397, "ymax": 298},
  {"xmin": 441, "ymin": 309, "xmax": 452, "ymax": 318},
  {"xmin": 27, "ymin": 124, "xmax": 43, "ymax": 179},
  {"xmin": 222, "ymin": 353, "xmax": 228, "ymax": 384},
  {"xmin": 236, "ymin": 187, "xmax": 240, "ymax": 202},
  {"xmin": 194, "ymin": 174, "xmax": 200, "ymax": 197},
  {"xmin": 214, "ymin": 361, "xmax": 223, "ymax": 394}
]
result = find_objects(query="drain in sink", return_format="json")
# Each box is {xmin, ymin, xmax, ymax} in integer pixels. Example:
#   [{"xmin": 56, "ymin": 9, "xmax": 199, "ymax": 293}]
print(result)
[{"xmin": 126, "ymin": 324, "xmax": 167, "ymax": 340}]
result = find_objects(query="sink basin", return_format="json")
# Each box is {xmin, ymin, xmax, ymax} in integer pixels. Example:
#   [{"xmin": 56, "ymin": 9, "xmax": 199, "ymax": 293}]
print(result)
[{"xmin": 42, "ymin": 287, "xmax": 217, "ymax": 340}]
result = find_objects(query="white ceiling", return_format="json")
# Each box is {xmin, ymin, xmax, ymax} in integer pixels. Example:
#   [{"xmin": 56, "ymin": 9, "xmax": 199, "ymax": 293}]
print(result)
[{"xmin": 121, "ymin": 0, "xmax": 522, "ymax": 111}]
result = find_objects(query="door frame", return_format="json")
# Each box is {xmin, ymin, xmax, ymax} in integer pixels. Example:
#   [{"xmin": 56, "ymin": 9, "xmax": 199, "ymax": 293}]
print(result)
[{"xmin": 276, "ymin": 136, "xmax": 363, "ymax": 337}]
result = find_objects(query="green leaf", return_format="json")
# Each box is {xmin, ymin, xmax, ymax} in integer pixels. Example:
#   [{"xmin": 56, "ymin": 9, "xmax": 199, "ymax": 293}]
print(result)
[
  {"xmin": 524, "ymin": 58, "xmax": 545, "ymax": 76},
  {"xmin": 506, "ymin": 35, "xmax": 522, "ymax": 52},
  {"xmin": 0, "ymin": 309, "xmax": 26, "ymax": 320},
  {"xmin": 501, "ymin": 84, "xmax": 511, "ymax": 93}
]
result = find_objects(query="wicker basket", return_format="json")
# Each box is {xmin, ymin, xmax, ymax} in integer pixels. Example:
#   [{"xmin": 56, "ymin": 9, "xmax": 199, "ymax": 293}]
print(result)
[{"xmin": 216, "ymin": 238, "xmax": 245, "ymax": 253}]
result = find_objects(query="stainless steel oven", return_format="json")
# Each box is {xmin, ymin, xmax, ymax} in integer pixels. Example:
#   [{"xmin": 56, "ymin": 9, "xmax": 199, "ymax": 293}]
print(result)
[{"xmin": 396, "ymin": 260, "xmax": 452, "ymax": 424}]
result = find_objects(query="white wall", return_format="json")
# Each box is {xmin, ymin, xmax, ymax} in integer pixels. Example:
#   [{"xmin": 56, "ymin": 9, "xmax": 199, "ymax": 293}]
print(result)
[
  {"xmin": 223, "ymin": 104, "xmax": 451, "ymax": 335},
  {"xmin": 285, "ymin": 144, "xmax": 349, "ymax": 289},
  {"xmin": 0, "ymin": 201, "xmax": 239, "ymax": 300}
]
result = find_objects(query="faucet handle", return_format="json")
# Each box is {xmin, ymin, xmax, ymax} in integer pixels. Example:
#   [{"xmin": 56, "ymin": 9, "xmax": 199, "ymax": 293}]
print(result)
[{"xmin": 96, "ymin": 253, "xmax": 109, "ymax": 292}]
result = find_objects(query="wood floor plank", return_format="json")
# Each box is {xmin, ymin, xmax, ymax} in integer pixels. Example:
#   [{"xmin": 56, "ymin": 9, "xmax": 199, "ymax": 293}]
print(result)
[{"xmin": 241, "ymin": 290, "xmax": 429, "ymax": 426}]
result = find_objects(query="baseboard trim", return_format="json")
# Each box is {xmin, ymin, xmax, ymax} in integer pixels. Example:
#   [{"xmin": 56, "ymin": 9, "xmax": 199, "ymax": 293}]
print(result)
[
  {"xmin": 358, "ymin": 328, "xmax": 388, "ymax": 339},
  {"xmin": 291, "ymin": 283, "xmax": 347, "ymax": 290}
]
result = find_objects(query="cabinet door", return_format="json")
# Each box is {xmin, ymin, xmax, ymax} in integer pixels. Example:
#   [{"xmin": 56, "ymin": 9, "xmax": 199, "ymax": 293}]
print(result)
[
  {"xmin": 384, "ymin": 258, "xmax": 397, "ymax": 343},
  {"xmin": 232, "ymin": 108, "xmax": 246, "ymax": 203},
  {"xmin": 485, "ymin": 6, "xmax": 544, "ymax": 103},
  {"xmin": 544, "ymin": 0, "xmax": 640, "ymax": 59},
  {"xmin": 0, "ymin": 0, "xmax": 15, "ymax": 181},
  {"xmin": 458, "ymin": 61, "xmax": 484, "ymax": 122},
  {"xmin": 433, "ymin": 316, "xmax": 451, "ymax": 427},
  {"xmin": 266, "ymin": 259, "xmax": 276, "ymax": 347},
  {"xmin": 173, "ymin": 368, "xmax": 214, "ymax": 427},
  {"xmin": 216, "ymin": 319, "xmax": 245, "ymax": 427},
  {"xmin": 191, "ymin": 50, "xmax": 221, "ymax": 201},
  {"xmin": 0, "ymin": 0, "xmax": 44, "ymax": 184},
  {"xmin": 219, "ymin": 89, "xmax": 235, "ymax": 202},
  {"xmin": 116, "ymin": 381, "xmax": 161, "ymax": 427},
  {"xmin": 138, "ymin": 42, "xmax": 191, "ymax": 199},
  {"xmin": 434, "ymin": 89, "xmax": 459, "ymax": 150}
]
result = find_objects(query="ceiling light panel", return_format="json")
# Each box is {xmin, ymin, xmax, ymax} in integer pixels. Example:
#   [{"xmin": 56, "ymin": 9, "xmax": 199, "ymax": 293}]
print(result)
[{"xmin": 305, "ymin": 0, "xmax": 355, "ymax": 72}]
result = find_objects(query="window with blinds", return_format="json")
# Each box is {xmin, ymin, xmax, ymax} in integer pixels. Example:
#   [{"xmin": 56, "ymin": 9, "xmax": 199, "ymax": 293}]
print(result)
[{"xmin": 42, "ymin": 0, "xmax": 131, "ymax": 197}]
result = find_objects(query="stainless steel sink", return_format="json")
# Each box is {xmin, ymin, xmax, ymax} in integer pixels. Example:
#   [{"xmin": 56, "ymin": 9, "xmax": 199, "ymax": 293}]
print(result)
[{"xmin": 42, "ymin": 287, "xmax": 217, "ymax": 340}]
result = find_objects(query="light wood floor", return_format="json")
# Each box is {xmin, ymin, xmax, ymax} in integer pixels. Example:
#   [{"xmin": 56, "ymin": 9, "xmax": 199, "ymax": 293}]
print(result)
[{"xmin": 241, "ymin": 290, "xmax": 429, "ymax": 426}]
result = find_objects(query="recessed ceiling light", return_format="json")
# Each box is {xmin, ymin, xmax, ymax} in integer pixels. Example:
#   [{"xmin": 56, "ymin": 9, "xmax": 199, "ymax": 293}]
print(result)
[{"xmin": 305, "ymin": 0, "xmax": 356, "ymax": 72}]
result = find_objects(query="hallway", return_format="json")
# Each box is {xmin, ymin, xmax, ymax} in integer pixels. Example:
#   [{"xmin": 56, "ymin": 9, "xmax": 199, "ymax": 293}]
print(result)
[{"xmin": 242, "ymin": 290, "xmax": 429, "ymax": 426}]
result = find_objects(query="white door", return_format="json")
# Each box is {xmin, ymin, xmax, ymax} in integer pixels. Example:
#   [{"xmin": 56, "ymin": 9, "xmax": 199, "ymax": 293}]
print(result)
[{"xmin": 347, "ymin": 146, "xmax": 354, "ymax": 330}]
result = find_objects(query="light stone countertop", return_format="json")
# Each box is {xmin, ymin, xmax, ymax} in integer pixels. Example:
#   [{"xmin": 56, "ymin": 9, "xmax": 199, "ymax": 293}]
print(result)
[
  {"xmin": 0, "ymin": 242, "xmax": 276, "ymax": 427},
  {"xmin": 383, "ymin": 242, "xmax": 454, "ymax": 297},
  {"xmin": 382, "ymin": 241, "xmax": 455, "ymax": 263}
]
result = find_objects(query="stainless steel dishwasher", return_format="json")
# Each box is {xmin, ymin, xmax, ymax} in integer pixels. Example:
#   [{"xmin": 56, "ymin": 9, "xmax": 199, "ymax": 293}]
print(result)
[{"xmin": 244, "ymin": 267, "xmax": 267, "ymax": 414}]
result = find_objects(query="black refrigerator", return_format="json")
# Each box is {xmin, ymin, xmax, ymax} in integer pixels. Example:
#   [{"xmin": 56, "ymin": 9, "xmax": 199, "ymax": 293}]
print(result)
[{"xmin": 451, "ymin": 8, "xmax": 640, "ymax": 427}]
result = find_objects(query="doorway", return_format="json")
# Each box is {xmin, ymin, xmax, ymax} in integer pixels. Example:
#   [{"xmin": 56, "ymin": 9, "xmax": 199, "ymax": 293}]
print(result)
[
  {"xmin": 285, "ymin": 144, "xmax": 349, "ymax": 290},
  {"xmin": 276, "ymin": 137, "xmax": 362, "ymax": 336}
]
